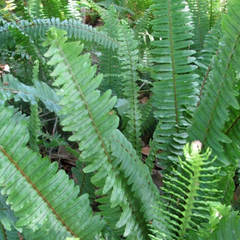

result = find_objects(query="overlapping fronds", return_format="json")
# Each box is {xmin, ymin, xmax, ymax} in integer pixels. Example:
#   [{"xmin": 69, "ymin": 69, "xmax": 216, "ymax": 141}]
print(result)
[
  {"xmin": 0, "ymin": 106, "xmax": 104, "ymax": 239},
  {"xmin": 188, "ymin": 0, "xmax": 210, "ymax": 51},
  {"xmin": 118, "ymin": 20, "xmax": 142, "ymax": 152},
  {"xmin": 219, "ymin": 106, "xmax": 240, "ymax": 204},
  {"xmin": 0, "ymin": 189, "xmax": 20, "ymax": 235},
  {"xmin": 106, "ymin": 129, "xmax": 160, "ymax": 238},
  {"xmin": 208, "ymin": 0, "xmax": 226, "ymax": 29},
  {"xmin": 150, "ymin": 0, "xmax": 199, "ymax": 169},
  {"xmin": 150, "ymin": 142, "xmax": 221, "ymax": 240},
  {"xmin": 208, "ymin": 208, "xmax": 240, "ymax": 240},
  {"xmin": 0, "ymin": 18, "xmax": 118, "ymax": 50},
  {"xmin": 0, "ymin": 74, "xmax": 61, "ymax": 113},
  {"xmin": 188, "ymin": 0, "xmax": 240, "ymax": 179},
  {"xmin": 44, "ymin": 27, "xmax": 159, "ymax": 239}
]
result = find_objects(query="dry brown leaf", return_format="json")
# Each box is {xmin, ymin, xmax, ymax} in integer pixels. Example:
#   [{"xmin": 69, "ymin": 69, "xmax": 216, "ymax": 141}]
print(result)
[{"xmin": 141, "ymin": 146, "xmax": 150, "ymax": 155}]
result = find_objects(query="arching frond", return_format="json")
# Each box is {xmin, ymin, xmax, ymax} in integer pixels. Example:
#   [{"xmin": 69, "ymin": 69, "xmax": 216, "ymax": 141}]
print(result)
[{"xmin": 0, "ymin": 18, "xmax": 118, "ymax": 50}]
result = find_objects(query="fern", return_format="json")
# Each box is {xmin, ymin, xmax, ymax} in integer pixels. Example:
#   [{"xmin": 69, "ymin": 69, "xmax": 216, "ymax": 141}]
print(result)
[
  {"xmin": 188, "ymin": 0, "xmax": 240, "ymax": 200},
  {"xmin": 99, "ymin": 7, "xmax": 122, "ymax": 96},
  {"xmin": 118, "ymin": 20, "xmax": 142, "ymax": 152},
  {"xmin": 150, "ymin": 141, "xmax": 221, "ymax": 240},
  {"xmin": 0, "ymin": 74, "xmax": 61, "ymax": 113},
  {"xmin": 150, "ymin": 0, "xmax": 199, "ymax": 170},
  {"xmin": 0, "ymin": 189, "xmax": 20, "ymax": 237},
  {"xmin": 188, "ymin": 0, "xmax": 210, "ymax": 51},
  {"xmin": 0, "ymin": 18, "xmax": 118, "ymax": 50},
  {"xmin": 27, "ymin": 0, "xmax": 43, "ymax": 19},
  {"xmin": 0, "ymin": 106, "xmax": 104, "ymax": 239},
  {"xmin": 44, "ymin": 27, "xmax": 160, "ymax": 239}
]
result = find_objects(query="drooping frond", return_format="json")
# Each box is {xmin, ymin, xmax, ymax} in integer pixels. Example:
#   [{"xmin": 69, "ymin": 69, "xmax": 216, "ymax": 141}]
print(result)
[
  {"xmin": 150, "ymin": 142, "xmax": 221, "ymax": 240},
  {"xmin": 0, "ymin": 106, "xmax": 104, "ymax": 239},
  {"xmin": 117, "ymin": 20, "xmax": 142, "ymax": 152},
  {"xmin": 0, "ymin": 74, "xmax": 61, "ymax": 113},
  {"xmin": 0, "ymin": 18, "xmax": 118, "ymax": 50},
  {"xmin": 188, "ymin": 0, "xmax": 240, "ymax": 187},
  {"xmin": 150, "ymin": 0, "xmax": 199, "ymax": 169}
]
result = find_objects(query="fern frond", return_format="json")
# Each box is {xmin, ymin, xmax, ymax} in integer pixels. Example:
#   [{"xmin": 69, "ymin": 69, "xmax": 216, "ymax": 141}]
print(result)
[
  {"xmin": 188, "ymin": 0, "xmax": 240, "ymax": 180},
  {"xmin": 108, "ymin": 129, "xmax": 161, "ymax": 238},
  {"xmin": 150, "ymin": 142, "xmax": 221, "ymax": 240},
  {"xmin": 188, "ymin": 0, "xmax": 210, "ymax": 51},
  {"xmin": 41, "ymin": 0, "xmax": 67, "ymax": 20},
  {"xmin": 0, "ymin": 189, "xmax": 20, "ymax": 233},
  {"xmin": 43, "ymin": 28, "xmax": 160, "ymax": 238},
  {"xmin": 150, "ymin": 0, "xmax": 199, "ymax": 169},
  {"xmin": 118, "ymin": 20, "xmax": 142, "ymax": 152},
  {"xmin": 0, "ymin": 74, "xmax": 61, "ymax": 113},
  {"xmin": 72, "ymin": 161, "xmax": 96, "ymax": 201},
  {"xmin": 0, "ymin": 106, "xmax": 104, "ymax": 239},
  {"xmin": 65, "ymin": 0, "xmax": 81, "ymax": 19},
  {"xmin": 99, "ymin": 7, "xmax": 122, "ymax": 96},
  {"xmin": 195, "ymin": 20, "xmax": 222, "ymax": 99},
  {"xmin": 27, "ymin": 0, "xmax": 43, "ymax": 19},
  {"xmin": 209, "ymin": 207, "xmax": 240, "ymax": 240},
  {"xmin": 0, "ymin": 18, "xmax": 118, "ymax": 50},
  {"xmin": 28, "ymin": 103, "xmax": 41, "ymax": 152},
  {"xmin": 0, "ymin": 223, "xmax": 19, "ymax": 240}
]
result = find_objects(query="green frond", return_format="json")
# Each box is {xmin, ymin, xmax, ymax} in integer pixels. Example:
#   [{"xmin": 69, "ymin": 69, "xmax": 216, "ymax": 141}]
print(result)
[
  {"xmin": 65, "ymin": 0, "xmax": 81, "ymax": 20},
  {"xmin": 195, "ymin": 20, "xmax": 222, "ymax": 98},
  {"xmin": 44, "ymin": 27, "xmax": 159, "ymax": 239},
  {"xmin": 0, "ymin": 74, "xmax": 61, "ymax": 114},
  {"xmin": 0, "ymin": 106, "xmax": 104, "ymax": 239},
  {"xmin": 118, "ymin": 20, "xmax": 142, "ymax": 152},
  {"xmin": 0, "ymin": 189, "xmax": 20, "ymax": 233},
  {"xmin": 150, "ymin": 142, "xmax": 221, "ymax": 240},
  {"xmin": 72, "ymin": 161, "xmax": 96, "ymax": 201},
  {"xmin": 219, "ymin": 106, "xmax": 240, "ymax": 204},
  {"xmin": 188, "ymin": 0, "xmax": 240, "ymax": 178},
  {"xmin": 41, "ymin": 0, "xmax": 67, "ymax": 20},
  {"xmin": 0, "ymin": 18, "xmax": 118, "ymax": 50},
  {"xmin": 207, "ymin": 205, "xmax": 240, "ymax": 240},
  {"xmin": 99, "ymin": 7, "xmax": 122, "ymax": 96},
  {"xmin": 28, "ymin": 103, "xmax": 41, "ymax": 152},
  {"xmin": 0, "ymin": 223, "xmax": 19, "ymax": 240},
  {"xmin": 150, "ymin": 0, "xmax": 199, "ymax": 169},
  {"xmin": 107, "ymin": 129, "xmax": 161, "ymax": 238},
  {"xmin": 27, "ymin": 0, "xmax": 43, "ymax": 19},
  {"xmin": 139, "ymin": 98, "xmax": 155, "ymax": 135},
  {"xmin": 188, "ymin": 0, "xmax": 210, "ymax": 51},
  {"xmin": 208, "ymin": 0, "xmax": 226, "ymax": 29}
]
